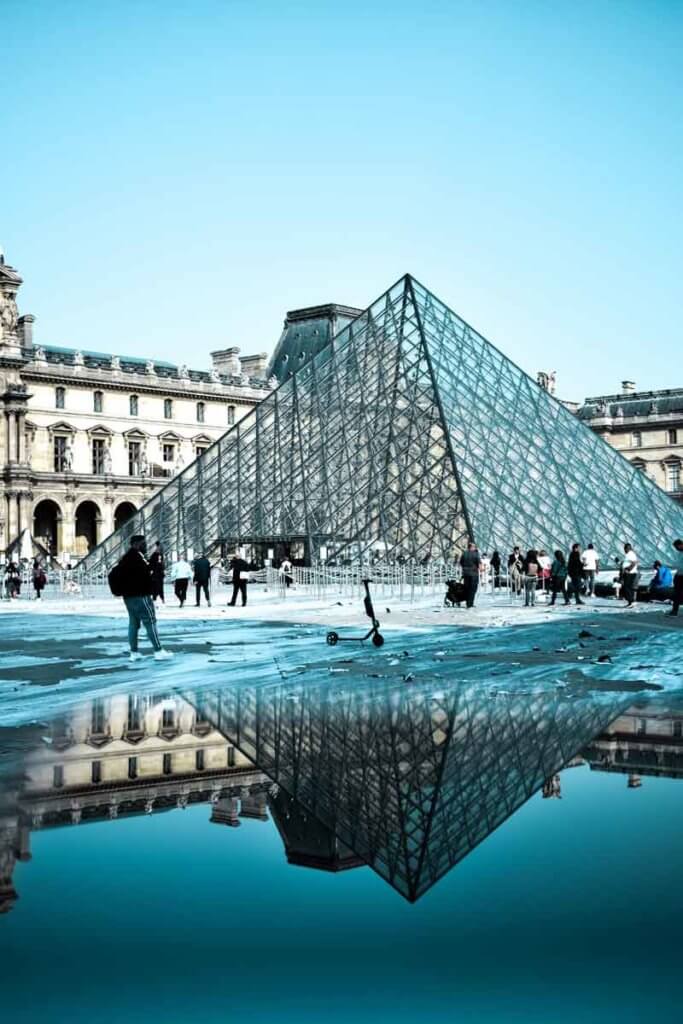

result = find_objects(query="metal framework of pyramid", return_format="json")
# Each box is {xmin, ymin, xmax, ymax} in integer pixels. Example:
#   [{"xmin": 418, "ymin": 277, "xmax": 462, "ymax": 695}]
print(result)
[
  {"xmin": 187, "ymin": 675, "xmax": 630, "ymax": 901},
  {"xmin": 82, "ymin": 274, "xmax": 683, "ymax": 572}
]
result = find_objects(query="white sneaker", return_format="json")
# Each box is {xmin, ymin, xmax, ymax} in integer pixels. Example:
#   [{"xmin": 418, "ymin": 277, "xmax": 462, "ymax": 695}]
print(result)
[
  {"xmin": 154, "ymin": 649, "xmax": 174, "ymax": 661},
  {"xmin": 129, "ymin": 652, "xmax": 143, "ymax": 662}
]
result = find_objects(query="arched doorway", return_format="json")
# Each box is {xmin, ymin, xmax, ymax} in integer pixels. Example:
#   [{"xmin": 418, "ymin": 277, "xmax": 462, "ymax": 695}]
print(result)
[
  {"xmin": 75, "ymin": 500, "xmax": 100, "ymax": 556},
  {"xmin": 114, "ymin": 501, "xmax": 137, "ymax": 531},
  {"xmin": 33, "ymin": 499, "xmax": 61, "ymax": 556}
]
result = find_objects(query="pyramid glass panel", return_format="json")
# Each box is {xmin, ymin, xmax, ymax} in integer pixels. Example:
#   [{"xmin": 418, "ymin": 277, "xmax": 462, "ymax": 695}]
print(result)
[{"xmin": 81, "ymin": 275, "xmax": 683, "ymax": 572}]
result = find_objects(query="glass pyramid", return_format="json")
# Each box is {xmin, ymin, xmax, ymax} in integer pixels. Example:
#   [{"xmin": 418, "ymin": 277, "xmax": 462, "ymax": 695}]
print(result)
[
  {"xmin": 82, "ymin": 274, "xmax": 683, "ymax": 571},
  {"xmin": 186, "ymin": 674, "xmax": 631, "ymax": 901}
]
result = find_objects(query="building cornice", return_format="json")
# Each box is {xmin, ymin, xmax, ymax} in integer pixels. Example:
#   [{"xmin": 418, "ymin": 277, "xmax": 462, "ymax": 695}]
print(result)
[{"xmin": 20, "ymin": 365, "xmax": 269, "ymax": 404}]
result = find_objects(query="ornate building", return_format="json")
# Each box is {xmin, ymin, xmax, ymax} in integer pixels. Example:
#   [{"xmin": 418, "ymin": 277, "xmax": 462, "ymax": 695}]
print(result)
[
  {"xmin": 577, "ymin": 381, "xmax": 683, "ymax": 506},
  {"xmin": 0, "ymin": 253, "xmax": 274, "ymax": 563}
]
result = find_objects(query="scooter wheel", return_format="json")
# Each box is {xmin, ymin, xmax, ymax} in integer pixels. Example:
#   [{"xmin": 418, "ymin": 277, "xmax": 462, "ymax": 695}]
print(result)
[
  {"xmin": 326, "ymin": 631, "xmax": 339, "ymax": 646},
  {"xmin": 372, "ymin": 633, "xmax": 385, "ymax": 648}
]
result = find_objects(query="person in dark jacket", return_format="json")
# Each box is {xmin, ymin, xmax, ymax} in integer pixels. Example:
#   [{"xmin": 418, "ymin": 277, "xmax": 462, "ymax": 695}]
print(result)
[
  {"xmin": 148, "ymin": 541, "xmax": 165, "ymax": 602},
  {"xmin": 32, "ymin": 558, "xmax": 47, "ymax": 600},
  {"xmin": 228, "ymin": 554, "xmax": 250, "ymax": 607},
  {"xmin": 550, "ymin": 550, "xmax": 569, "ymax": 606},
  {"xmin": 193, "ymin": 552, "xmax": 212, "ymax": 607},
  {"xmin": 459, "ymin": 542, "xmax": 481, "ymax": 609},
  {"xmin": 567, "ymin": 543, "xmax": 585, "ymax": 605},
  {"xmin": 117, "ymin": 535, "xmax": 172, "ymax": 661},
  {"xmin": 490, "ymin": 550, "xmax": 502, "ymax": 589},
  {"xmin": 669, "ymin": 538, "xmax": 683, "ymax": 616}
]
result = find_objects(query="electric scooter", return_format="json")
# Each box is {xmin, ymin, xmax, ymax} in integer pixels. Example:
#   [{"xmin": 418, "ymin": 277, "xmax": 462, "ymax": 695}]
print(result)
[{"xmin": 326, "ymin": 578, "xmax": 384, "ymax": 647}]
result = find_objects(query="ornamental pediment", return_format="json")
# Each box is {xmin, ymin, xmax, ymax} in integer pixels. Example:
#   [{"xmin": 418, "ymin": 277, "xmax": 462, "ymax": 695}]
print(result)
[{"xmin": 47, "ymin": 420, "xmax": 76, "ymax": 435}]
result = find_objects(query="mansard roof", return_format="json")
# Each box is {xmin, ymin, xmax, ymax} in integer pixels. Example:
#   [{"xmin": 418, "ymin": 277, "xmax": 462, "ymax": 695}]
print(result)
[{"xmin": 578, "ymin": 387, "xmax": 683, "ymax": 420}]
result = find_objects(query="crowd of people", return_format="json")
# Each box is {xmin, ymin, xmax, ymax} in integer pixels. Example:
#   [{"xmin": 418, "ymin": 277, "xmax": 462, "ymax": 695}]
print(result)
[
  {"xmin": 2, "ymin": 557, "xmax": 47, "ymax": 600},
  {"xmin": 459, "ymin": 538, "xmax": 683, "ymax": 614}
]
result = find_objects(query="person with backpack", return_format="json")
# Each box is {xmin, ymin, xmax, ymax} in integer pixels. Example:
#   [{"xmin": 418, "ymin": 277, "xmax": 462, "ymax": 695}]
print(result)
[
  {"xmin": 550, "ymin": 550, "xmax": 569, "ymax": 606},
  {"xmin": 108, "ymin": 534, "xmax": 173, "ymax": 662}
]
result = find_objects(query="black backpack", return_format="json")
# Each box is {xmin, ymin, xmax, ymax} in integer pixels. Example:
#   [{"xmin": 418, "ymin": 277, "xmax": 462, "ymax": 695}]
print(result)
[{"xmin": 108, "ymin": 561, "xmax": 124, "ymax": 597}]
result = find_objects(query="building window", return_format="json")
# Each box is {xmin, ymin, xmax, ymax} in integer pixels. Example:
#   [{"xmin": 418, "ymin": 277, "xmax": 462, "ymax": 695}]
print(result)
[
  {"xmin": 92, "ymin": 437, "xmax": 105, "ymax": 474},
  {"xmin": 162, "ymin": 443, "xmax": 176, "ymax": 465},
  {"xmin": 673, "ymin": 721, "xmax": 682, "ymax": 738},
  {"xmin": 666, "ymin": 462, "xmax": 681, "ymax": 493},
  {"xmin": 53, "ymin": 765, "xmax": 64, "ymax": 788},
  {"xmin": 164, "ymin": 398, "xmax": 173, "ymax": 420},
  {"xmin": 53, "ymin": 435, "xmax": 68, "ymax": 472},
  {"xmin": 128, "ymin": 756, "xmax": 138, "ymax": 780},
  {"xmin": 196, "ymin": 445, "xmax": 208, "ymax": 458},
  {"xmin": 637, "ymin": 718, "xmax": 647, "ymax": 736},
  {"xmin": 162, "ymin": 708, "xmax": 175, "ymax": 729},
  {"xmin": 129, "ymin": 394, "xmax": 139, "ymax": 416},
  {"xmin": 196, "ymin": 401, "xmax": 205, "ymax": 424},
  {"xmin": 227, "ymin": 746, "xmax": 236, "ymax": 767},
  {"xmin": 162, "ymin": 753, "xmax": 172, "ymax": 776},
  {"xmin": 631, "ymin": 431, "xmax": 642, "ymax": 448},
  {"xmin": 127, "ymin": 694, "xmax": 142, "ymax": 732},
  {"xmin": 55, "ymin": 386, "xmax": 65, "ymax": 409},
  {"xmin": 92, "ymin": 700, "xmax": 106, "ymax": 735},
  {"xmin": 667, "ymin": 429, "xmax": 678, "ymax": 445},
  {"xmin": 195, "ymin": 749, "xmax": 205, "ymax": 771},
  {"xmin": 128, "ymin": 441, "xmax": 142, "ymax": 476},
  {"xmin": 93, "ymin": 390, "xmax": 103, "ymax": 413},
  {"xmin": 227, "ymin": 405, "xmax": 235, "ymax": 426},
  {"xmin": 631, "ymin": 459, "xmax": 646, "ymax": 472},
  {"xmin": 91, "ymin": 761, "xmax": 102, "ymax": 784}
]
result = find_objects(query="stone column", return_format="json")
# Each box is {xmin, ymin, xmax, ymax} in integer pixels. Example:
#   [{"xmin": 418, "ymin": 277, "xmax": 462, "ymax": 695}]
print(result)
[
  {"xmin": 6, "ymin": 413, "xmax": 16, "ymax": 464},
  {"xmin": 16, "ymin": 411, "xmax": 27, "ymax": 464},
  {"xmin": 5, "ymin": 490, "xmax": 18, "ymax": 542},
  {"xmin": 240, "ymin": 792, "xmax": 269, "ymax": 821},
  {"xmin": 17, "ymin": 492, "xmax": 31, "ymax": 536}
]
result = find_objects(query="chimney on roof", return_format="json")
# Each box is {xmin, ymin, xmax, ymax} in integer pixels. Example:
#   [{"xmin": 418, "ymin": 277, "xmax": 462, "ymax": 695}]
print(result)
[
  {"xmin": 621, "ymin": 380, "xmax": 636, "ymax": 394},
  {"xmin": 18, "ymin": 314, "xmax": 35, "ymax": 349},
  {"xmin": 240, "ymin": 352, "xmax": 268, "ymax": 379},
  {"xmin": 211, "ymin": 347, "xmax": 242, "ymax": 377}
]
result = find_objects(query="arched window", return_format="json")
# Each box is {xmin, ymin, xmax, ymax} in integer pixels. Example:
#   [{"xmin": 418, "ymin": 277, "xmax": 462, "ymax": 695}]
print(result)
[
  {"xmin": 631, "ymin": 430, "xmax": 642, "ymax": 448},
  {"xmin": 93, "ymin": 390, "xmax": 103, "ymax": 413},
  {"xmin": 164, "ymin": 398, "xmax": 173, "ymax": 420},
  {"xmin": 227, "ymin": 405, "xmax": 235, "ymax": 426},
  {"xmin": 196, "ymin": 401, "xmax": 205, "ymax": 424},
  {"xmin": 129, "ymin": 394, "xmax": 139, "ymax": 416},
  {"xmin": 55, "ymin": 386, "xmax": 65, "ymax": 410}
]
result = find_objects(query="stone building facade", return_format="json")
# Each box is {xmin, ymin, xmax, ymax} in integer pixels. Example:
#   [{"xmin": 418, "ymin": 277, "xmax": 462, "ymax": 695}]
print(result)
[
  {"xmin": 577, "ymin": 381, "xmax": 683, "ymax": 506},
  {"xmin": 1, "ymin": 254, "xmax": 274, "ymax": 563}
]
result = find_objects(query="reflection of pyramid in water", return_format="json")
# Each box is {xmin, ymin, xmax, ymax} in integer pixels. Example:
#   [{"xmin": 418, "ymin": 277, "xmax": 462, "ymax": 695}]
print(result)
[
  {"xmin": 82, "ymin": 275, "xmax": 683, "ymax": 570},
  {"xmin": 187, "ymin": 678, "xmax": 631, "ymax": 901}
]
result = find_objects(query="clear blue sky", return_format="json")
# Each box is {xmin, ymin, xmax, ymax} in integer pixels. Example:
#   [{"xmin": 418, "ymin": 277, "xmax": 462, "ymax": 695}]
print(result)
[{"xmin": 1, "ymin": 0, "xmax": 681, "ymax": 400}]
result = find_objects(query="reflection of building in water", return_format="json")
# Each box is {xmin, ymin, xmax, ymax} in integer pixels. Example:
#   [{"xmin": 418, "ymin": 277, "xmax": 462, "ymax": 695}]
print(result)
[
  {"xmin": 582, "ymin": 703, "xmax": 683, "ymax": 784},
  {"xmin": 0, "ymin": 693, "xmax": 271, "ymax": 913},
  {"xmin": 187, "ymin": 678, "xmax": 631, "ymax": 902},
  {"xmin": 270, "ymin": 788, "xmax": 365, "ymax": 873}
]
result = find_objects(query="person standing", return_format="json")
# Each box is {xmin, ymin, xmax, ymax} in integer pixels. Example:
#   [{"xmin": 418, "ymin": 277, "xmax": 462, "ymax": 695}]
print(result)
[
  {"xmin": 550, "ymin": 550, "xmax": 569, "ymax": 606},
  {"xmin": 5, "ymin": 561, "xmax": 21, "ymax": 599},
  {"xmin": 581, "ymin": 543, "xmax": 599, "ymax": 597},
  {"xmin": 537, "ymin": 550, "xmax": 552, "ymax": 592},
  {"xmin": 459, "ymin": 541, "xmax": 481, "ymax": 609},
  {"xmin": 228, "ymin": 553, "xmax": 250, "ymax": 607},
  {"xmin": 193, "ymin": 552, "xmax": 212, "ymax": 607},
  {"xmin": 621, "ymin": 543, "xmax": 640, "ymax": 607},
  {"xmin": 522, "ymin": 549, "xmax": 540, "ymax": 607},
  {"xmin": 669, "ymin": 538, "xmax": 683, "ymax": 616},
  {"xmin": 508, "ymin": 547, "xmax": 524, "ymax": 596},
  {"xmin": 32, "ymin": 558, "xmax": 47, "ymax": 600},
  {"xmin": 148, "ymin": 541, "xmax": 166, "ymax": 603},
  {"xmin": 490, "ymin": 550, "xmax": 501, "ymax": 589},
  {"xmin": 171, "ymin": 553, "xmax": 193, "ymax": 607},
  {"xmin": 566, "ymin": 543, "xmax": 585, "ymax": 605},
  {"xmin": 279, "ymin": 557, "xmax": 293, "ymax": 589},
  {"xmin": 111, "ymin": 535, "xmax": 173, "ymax": 662}
]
